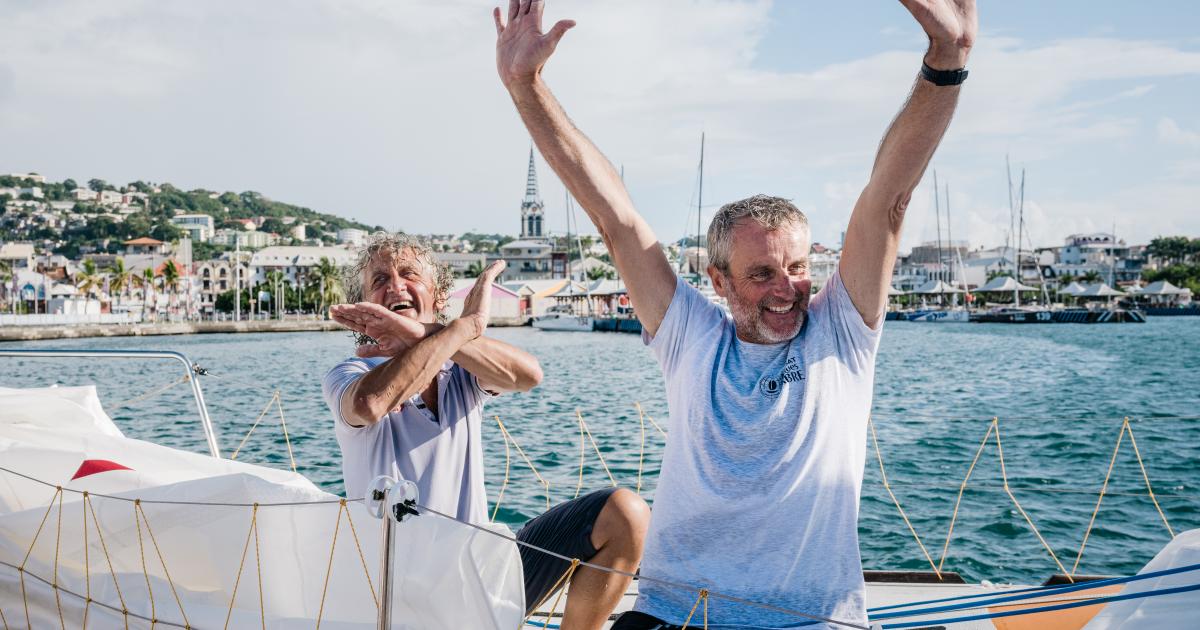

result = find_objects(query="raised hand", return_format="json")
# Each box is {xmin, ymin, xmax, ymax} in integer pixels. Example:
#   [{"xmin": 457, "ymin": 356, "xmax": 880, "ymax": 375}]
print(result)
[
  {"xmin": 494, "ymin": 0, "xmax": 576, "ymax": 88},
  {"xmin": 899, "ymin": 0, "xmax": 977, "ymax": 69},
  {"xmin": 459, "ymin": 260, "xmax": 507, "ymax": 338},
  {"xmin": 330, "ymin": 302, "xmax": 429, "ymax": 358}
]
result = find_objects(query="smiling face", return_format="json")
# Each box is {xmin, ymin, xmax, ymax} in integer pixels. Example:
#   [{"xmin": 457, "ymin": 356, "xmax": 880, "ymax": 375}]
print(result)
[
  {"xmin": 709, "ymin": 219, "xmax": 812, "ymax": 345},
  {"xmin": 363, "ymin": 248, "xmax": 443, "ymax": 324}
]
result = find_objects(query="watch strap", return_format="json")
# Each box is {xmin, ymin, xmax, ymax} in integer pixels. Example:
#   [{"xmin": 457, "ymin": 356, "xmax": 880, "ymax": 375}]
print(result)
[{"xmin": 921, "ymin": 62, "xmax": 968, "ymax": 86}]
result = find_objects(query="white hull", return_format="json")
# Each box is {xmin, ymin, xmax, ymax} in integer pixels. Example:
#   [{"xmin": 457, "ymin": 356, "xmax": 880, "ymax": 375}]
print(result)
[
  {"xmin": 909, "ymin": 309, "xmax": 970, "ymax": 323},
  {"xmin": 532, "ymin": 314, "xmax": 594, "ymax": 331}
]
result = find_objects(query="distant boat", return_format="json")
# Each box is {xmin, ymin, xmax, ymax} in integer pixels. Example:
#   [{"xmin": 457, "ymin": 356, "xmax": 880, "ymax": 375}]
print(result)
[{"xmin": 531, "ymin": 303, "xmax": 593, "ymax": 332}]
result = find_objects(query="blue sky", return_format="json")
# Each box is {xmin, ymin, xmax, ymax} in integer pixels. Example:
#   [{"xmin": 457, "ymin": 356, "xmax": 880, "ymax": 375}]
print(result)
[{"xmin": 1, "ymin": 0, "xmax": 1197, "ymax": 251}]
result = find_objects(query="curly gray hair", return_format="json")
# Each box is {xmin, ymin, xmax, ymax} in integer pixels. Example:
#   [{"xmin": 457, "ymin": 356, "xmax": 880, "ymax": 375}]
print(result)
[
  {"xmin": 706, "ymin": 194, "xmax": 809, "ymax": 273},
  {"xmin": 342, "ymin": 232, "xmax": 454, "ymax": 343}
]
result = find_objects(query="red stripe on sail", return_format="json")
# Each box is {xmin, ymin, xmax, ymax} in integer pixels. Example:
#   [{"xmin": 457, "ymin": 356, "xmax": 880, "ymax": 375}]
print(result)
[{"xmin": 71, "ymin": 459, "xmax": 133, "ymax": 480}]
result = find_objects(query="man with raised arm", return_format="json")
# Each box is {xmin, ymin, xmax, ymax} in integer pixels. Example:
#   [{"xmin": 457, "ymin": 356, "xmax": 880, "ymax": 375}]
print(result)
[
  {"xmin": 494, "ymin": 0, "xmax": 975, "ymax": 627},
  {"xmin": 323, "ymin": 233, "xmax": 649, "ymax": 630}
]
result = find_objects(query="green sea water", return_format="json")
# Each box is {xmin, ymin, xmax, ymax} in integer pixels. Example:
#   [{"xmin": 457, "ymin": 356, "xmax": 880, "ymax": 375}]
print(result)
[{"xmin": 2, "ymin": 318, "xmax": 1198, "ymax": 584}]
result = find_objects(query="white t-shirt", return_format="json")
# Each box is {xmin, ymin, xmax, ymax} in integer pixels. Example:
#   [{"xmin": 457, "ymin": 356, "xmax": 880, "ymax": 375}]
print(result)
[
  {"xmin": 322, "ymin": 357, "xmax": 491, "ymax": 524},
  {"xmin": 636, "ymin": 269, "xmax": 882, "ymax": 629}
]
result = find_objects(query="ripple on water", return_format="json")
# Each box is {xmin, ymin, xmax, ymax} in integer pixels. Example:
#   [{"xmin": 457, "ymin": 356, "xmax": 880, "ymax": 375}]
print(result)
[{"xmin": 2, "ymin": 319, "xmax": 1198, "ymax": 583}]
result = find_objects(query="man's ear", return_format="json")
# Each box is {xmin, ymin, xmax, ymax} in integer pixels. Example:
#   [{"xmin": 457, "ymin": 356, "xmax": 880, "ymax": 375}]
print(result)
[{"xmin": 707, "ymin": 265, "xmax": 728, "ymax": 298}]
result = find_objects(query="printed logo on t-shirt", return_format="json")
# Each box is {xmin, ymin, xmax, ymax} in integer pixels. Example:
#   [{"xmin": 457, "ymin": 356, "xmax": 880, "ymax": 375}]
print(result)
[{"xmin": 759, "ymin": 356, "xmax": 804, "ymax": 397}]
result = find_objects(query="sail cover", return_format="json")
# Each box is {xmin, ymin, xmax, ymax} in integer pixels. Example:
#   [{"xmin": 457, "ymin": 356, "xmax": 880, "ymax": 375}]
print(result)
[{"xmin": 0, "ymin": 384, "xmax": 524, "ymax": 629}]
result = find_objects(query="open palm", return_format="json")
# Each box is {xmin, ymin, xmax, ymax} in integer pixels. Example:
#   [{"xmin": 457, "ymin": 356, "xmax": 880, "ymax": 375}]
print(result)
[{"xmin": 494, "ymin": 0, "xmax": 575, "ymax": 88}]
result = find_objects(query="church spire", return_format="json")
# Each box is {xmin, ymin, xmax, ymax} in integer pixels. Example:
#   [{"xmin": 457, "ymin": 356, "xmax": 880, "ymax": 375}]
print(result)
[
  {"xmin": 520, "ymin": 145, "xmax": 545, "ymax": 239},
  {"xmin": 524, "ymin": 146, "xmax": 540, "ymax": 204}
]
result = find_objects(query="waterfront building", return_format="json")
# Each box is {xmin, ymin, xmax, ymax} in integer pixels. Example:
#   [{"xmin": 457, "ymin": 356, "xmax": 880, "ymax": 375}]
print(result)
[
  {"xmin": 195, "ymin": 255, "xmax": 252, "ymax": 314},
  {"xmin": 247, "ymin": 245, "xmax": 355, "ymax": 285},
  {"xmin": 433, "ymin": 251, "xmax": 487, "ymax": 277},
  {"xmin": 492, "ymin": 239, "xmax": 554, "ymax": 282},
  {"xmin": 123, "ymin": 237, "xmax": 167, "ymax": 256},
  {"xmin": 336, "ymin": 228, "xmax": 366, "ymax": 247},
  {"xmin": 0, "ymin": 242, "xmax": 35, "ymax": 270},
  {"xmin": 211, "ymin": 229, "xmax": 274, "ymax": 249},
  {"xmin": 519, "ymin": 148, "xmax": 546, "ymax": 241},
  {"xmin": 170, "ymin": 214, "xmax": 215, "ymax": 242},
  {"xmin": 1046, "ymin": 233, "xmax": 1143, "ymax": 285}
]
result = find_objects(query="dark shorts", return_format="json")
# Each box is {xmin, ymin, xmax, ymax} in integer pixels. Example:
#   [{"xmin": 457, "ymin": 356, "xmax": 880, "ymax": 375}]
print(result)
[
  {"xmin": 516, "ymin": 487, "xmax": 618, "ymax": 613},
  {"xmin": 610, "ymin": 610, "xmax": 681, "ymax": 630}
]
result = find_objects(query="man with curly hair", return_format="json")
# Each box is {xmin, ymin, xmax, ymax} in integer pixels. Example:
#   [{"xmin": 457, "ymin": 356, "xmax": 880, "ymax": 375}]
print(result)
[{"xmin": 323, "ymin": 232, "xmax": 649, "ymax": 628}]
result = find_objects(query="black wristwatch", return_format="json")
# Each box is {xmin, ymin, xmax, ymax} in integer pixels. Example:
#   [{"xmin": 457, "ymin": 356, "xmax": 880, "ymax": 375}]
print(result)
[{"xmin": 921, "ymin": 62, "xmax": 968, "ymax": 86}]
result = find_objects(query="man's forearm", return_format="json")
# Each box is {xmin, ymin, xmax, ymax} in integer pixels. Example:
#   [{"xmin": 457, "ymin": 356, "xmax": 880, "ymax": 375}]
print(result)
[
  {"xmin": 453, "ymin": 336, "xmax": 542, "ymax": 393},
  {"xmin": 508, "ymin": 79, "xmax": 638, "ymax": 244},
  {"xmin": 507, "ymin": 77, "xmax": 676, "ymax": 334},
  {"xmin": 343, "ymin": 320, "xmax": 477, "ymax": 426},
  {"xmin": 865, "ymin": 76, "xmax": 961, "ymax": 207}
]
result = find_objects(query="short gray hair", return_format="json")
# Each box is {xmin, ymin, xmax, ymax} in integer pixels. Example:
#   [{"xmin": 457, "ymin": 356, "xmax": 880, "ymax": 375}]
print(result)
[
  {"xmin": 706, "ymin": 195, "xmax": 808, "ymax": 272},
  {"xmin": 343, "ymin": 231, "xmax": 453, "ymax": 320}
]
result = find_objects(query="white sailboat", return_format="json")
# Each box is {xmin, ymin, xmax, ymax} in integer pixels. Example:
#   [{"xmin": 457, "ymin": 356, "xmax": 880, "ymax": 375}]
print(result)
[{"xmin": 533, "ymin": 193, "xmax": 594, "ymax": 332}]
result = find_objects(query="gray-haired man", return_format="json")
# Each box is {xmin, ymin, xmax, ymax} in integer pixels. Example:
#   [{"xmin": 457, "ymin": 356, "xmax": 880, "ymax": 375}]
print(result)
[
  {"xmin": 324, "ymin": 233, "xmax": 649, "ymax": 629},
  {"xmin": 494, "ymin": 0, "xmax": 976, "ymax": 627}
]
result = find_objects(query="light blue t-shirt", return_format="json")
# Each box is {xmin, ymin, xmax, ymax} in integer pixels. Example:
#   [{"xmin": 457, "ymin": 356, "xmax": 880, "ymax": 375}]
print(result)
[
  {"xmin": 322, "ymin": 357, "xmax": 491, "ymax": 524},
  {"xmin": 637, "ymin": 269, "xmax": 881, "ymax": 629}
]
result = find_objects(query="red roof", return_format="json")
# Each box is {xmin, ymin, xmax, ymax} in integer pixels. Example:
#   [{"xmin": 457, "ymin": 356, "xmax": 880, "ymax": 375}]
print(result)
[{"xmin": 123, "ymin": 237, "xmax": 164, "ymax": 246}]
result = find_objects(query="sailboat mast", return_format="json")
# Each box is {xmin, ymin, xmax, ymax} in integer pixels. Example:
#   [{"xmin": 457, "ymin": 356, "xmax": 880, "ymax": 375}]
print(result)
[
  {"xmin": 697, "ymin": 132, "xmax": 705, "ymax": 278},
  {"xmin": 933, "ymin": 170, "xmax": 943, "ymax": 286},
  {"xmin": 946, "ymin": 182, "xmax": 956, "ymax": 306},
  {"xmin": 1016, "ymin": 170, "xmax": 1026, "ymax": 305}
]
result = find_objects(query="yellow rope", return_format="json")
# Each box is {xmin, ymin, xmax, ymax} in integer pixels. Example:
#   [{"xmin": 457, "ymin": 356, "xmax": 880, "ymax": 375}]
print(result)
[
  {"xmin": 522, "ymin": 558, "xmax": 580, "ymax": 627},
  {"xmin": 541, "ymin": 559, "xmax": 580, "ymax": 630},
  {"xmin": 342, "ymin": 506, "xmax": 379, "ymax": 611},
  {"xmin": 20, "ymin": 486, "xmax": 61, "ymax": 629},
  {"xmin": 136, "ymin": 503, "xmax": 191, "ymax": 628},
  {"xmin": 223, "ymin": 505, "xmax": 257, "ymax": 630},
  {"xmin": 110, "ymin": 373, "xmax": 190, "ymax": 409},
  {"xmin": 85, "ymin": 494, "xmax": 129, "ymax": 626},
  {"xmin": 0, "ymin": 605, "xmax": 8, "ymax": 630},
  {"xmin": 1071, "ymin": 419, "xmax": 1126, "ymax": 576},
  {"xmin": 993, "ymin": 419, "xmax": 1072, "ymax": 581},
  {"xmin": 636, "ymin": 403, "xmax": 647, "ymax": 495},
  {"xmin": 868, "ymin": 417, "xmax": 940, "ymax": 578},
  {"xmin": 638, "ymin": 403, "xmax": 668, "ymax": 437},
  {"xmin": 937, "ymin": 421, "xmax": 994, "ymax": 573},
  {"xmin": 82, "ymin": 491, "xmax": 91, "ymax": 630},
  {"xmin": 680, "ymin": 588, "xmax": 709, "ymax": 629},
  {"xmin": 231, "ymin": 394, "xmax": 277, "ymax": 461},
  {"xmin": 53, "ymin": 487, "xmax": 66, "ymax": 630},
  {"xmin": 574, "ymin": 409, "xmax": 617, "ymax": 499},
  {"xmin": 315, "ymin": 501, "xmax": 344, "ymax": 629},
  {"xmin": 495, "ymin": 416, "xmax": 551, "ymax": 511},
  {"xmin": 275, "ymin": 394, "xmax": 298, "ymax": 473},
  {"xmin": 491, "ymin": 417, "xmax": 512, "ymax": 522},
  {"xmin": 1125, "ymin": 421, "xmax": 1175, "ymax": 537},
  {"xmin": 132, "ymin": 500, "xmax": 157, "ymax": 626},
  {"xmin": 252, "ymin": 503, "xmax": 266, "ymax": 630}
]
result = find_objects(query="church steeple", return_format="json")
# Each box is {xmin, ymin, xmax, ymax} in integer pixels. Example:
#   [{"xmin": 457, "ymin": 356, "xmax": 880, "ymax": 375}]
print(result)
[{"xmin": 520, "ymin": 146, "xmax": 545, "ymax": 239}]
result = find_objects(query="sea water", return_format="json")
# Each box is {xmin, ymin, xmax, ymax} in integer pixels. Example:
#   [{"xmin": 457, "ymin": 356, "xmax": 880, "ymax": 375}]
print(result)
[{"xmin": 2, "ymin": 318, "xmax": 1197, "ymax": 583}]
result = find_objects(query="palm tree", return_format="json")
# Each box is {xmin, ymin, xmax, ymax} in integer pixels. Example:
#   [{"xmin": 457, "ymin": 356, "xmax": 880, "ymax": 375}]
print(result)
[
  {"xmin": 1081, "ymin": 270, "xmax": 1103, "ymax": 284},
  {"xmin": 162, "ymin": 261, "xmax": 181, "ymax": 318},
  {"xmin": 309, "ymin": 257, "xmax": 343, "ymax": 318},
  {"xmin": 110, "ymin": 257, "xmax": 131, "ymax": 310},
  {"xmin": 0, "ymin": 259, "xmax": 12, "ymax": 313},
  {"xmin": 141, "ymin": 267, "xmax": 156, "ymax": 321},
  {"xmin": 75, "ymin": 259, "xmax": 104, "ymax": 299},
  {"xmin": 264, "ymin": 269, "xmax": 286, "ymax": 319}
]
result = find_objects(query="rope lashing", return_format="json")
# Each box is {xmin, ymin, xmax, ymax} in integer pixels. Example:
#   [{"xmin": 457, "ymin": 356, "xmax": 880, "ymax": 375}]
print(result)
[
  {"xmin": 136, "ymin": 501, "xmax": 191, "ymax": 628},
  {"xmin": 867, "ymin": 416, "xmax": 940, "ymax": 579},
  {"xmin": 230, "ymin": 391, "xmax": 298, "ymax": 473},
  {"xmin": 491, "ymin": 417, "xmax": 513, "ymax": 523},
  {"xmin": 109, "ymin": 373, "xmax": 191, "ymax": 410},
  {"xmin": 522, "ymin": 558, "xmax": 580, "ymax": 629},
  {"xmin": 992, "ymin": 419, "xmax": 1072, "ymax": 581},
  {"xmin": 574, "ymin": 409, "xmax": 616, "ymax": 499},
  {"xmin": 494, "ymin": 415, "xmax": 552, "ymax": 512},
  {"xmin": 680, "ymin": 588, "xmax": 709, "ymax": 629}
]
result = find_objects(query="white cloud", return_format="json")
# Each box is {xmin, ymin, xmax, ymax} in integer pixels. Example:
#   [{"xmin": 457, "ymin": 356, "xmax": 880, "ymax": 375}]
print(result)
[
  {"xmin": 1158, "ymin": 118, "xmax": 1200, "ymax": 148},
  {"xmin": 0, "ymin": 0, "xmax": 1198, "ymax": 250}
]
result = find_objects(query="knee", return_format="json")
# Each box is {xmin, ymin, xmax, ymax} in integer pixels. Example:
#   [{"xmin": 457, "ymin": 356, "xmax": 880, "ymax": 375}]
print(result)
[{"xmin": 596, "ymin": 488, "xmax": 651, "ymax": 549}]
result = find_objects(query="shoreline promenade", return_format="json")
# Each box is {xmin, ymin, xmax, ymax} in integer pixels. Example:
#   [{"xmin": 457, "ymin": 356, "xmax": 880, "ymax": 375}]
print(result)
[{"xmin": 0, "ymin": 318, "xmax": 345, "ymax": 342}]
